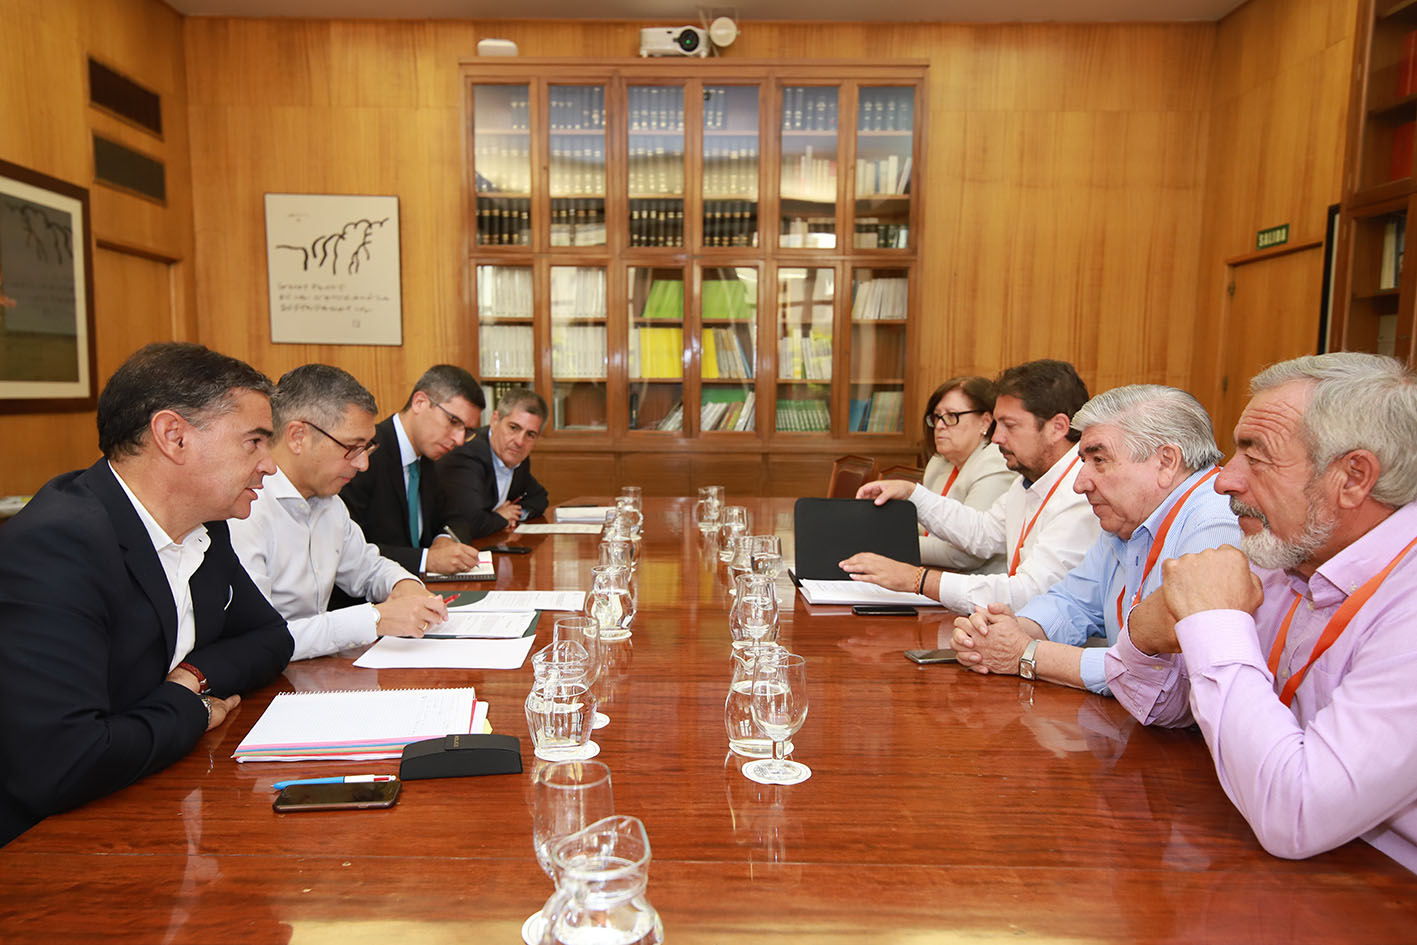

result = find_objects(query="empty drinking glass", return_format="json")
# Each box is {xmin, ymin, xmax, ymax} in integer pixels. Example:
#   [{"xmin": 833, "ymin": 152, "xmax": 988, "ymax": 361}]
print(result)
[
  {"xmin": 728, "ymin": 573, "xmax": 780, "ymax": 649},
  {"xmin": 525, "ymin": 760, "xmax": 615, "ymax": 945},
  {"xmin": 599, "ymin": 538, "xmax": 634, "ymax": 571},
  {"xmin": 744, "ymin": 650, "xmax": 811, "ymax": 785},
  {"xmin": 555, "ymin": 615, "xmax": 608, "ymax": 730},
  {"xmin": 615, "ymin": 495, "xmax": 643, "ymax": 540}
]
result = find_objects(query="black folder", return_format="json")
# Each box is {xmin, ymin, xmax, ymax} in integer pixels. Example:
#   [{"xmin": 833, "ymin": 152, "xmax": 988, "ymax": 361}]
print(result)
[{"xmin": 792, "ymin": 497, "xmax": 921, "ymax": 581}]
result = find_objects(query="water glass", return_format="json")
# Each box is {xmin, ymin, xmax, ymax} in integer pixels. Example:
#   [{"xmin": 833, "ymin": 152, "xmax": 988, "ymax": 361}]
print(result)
[
  {"xmin": 525, "ymin": 761, "xmax": 616, "ymax": 944},
  {"xmin": 728, "ymin": 573, "xmax": 780, "ymax": 649},
  {"xmin": 694, "ymin": 485, "xmax": 724, "ymax": 534},
  {"xmin": 750, "ymin": 535, "xmax": 783, "ymax": 582},
  {"xmin": 599, "ymin": 538, "xmax": 634, "ymax": 571},
  {"xmin": 744, "ymin": 650, "xmax": 811, "ymax": 785},
  {"xmin": 725, "ymin": 534, "xmax": 754, "ymax": 586},
  {"xmin": 725, "ymin": 644, "xmax": 790, "ymax": 758},
  {"xmin": 615, "ymin": 495, "xmax": 643, "ymax": 540},
  {"xmin": 555, "ymin": 615, "xmax": 608, "ymax": 730},
  {"xmin": 717, "ymin": 506, "xmax": 749, "ymax": 561},
  {"xmin": 619, "ymin": 485, "xmax": 643, "ymax": 510}
]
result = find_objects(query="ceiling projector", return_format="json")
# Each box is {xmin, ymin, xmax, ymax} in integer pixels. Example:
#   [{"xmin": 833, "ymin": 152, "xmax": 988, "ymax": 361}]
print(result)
[{"xmin": 639, "ymin": 26, "xmax": 709, "ymax": 57}]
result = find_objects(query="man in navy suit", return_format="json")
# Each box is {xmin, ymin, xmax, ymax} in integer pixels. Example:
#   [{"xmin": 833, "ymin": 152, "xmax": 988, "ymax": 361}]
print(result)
[
  {"xmin": 440, "ymin": 388, "xmax": 550, "ymax": 540},
  {"xmin": 0, "ymin": 343, "xmax": 294, "ymax": 846},
  {"xmin": 339, "ymin": 364, "xmax": 485, "ymax": 575}
]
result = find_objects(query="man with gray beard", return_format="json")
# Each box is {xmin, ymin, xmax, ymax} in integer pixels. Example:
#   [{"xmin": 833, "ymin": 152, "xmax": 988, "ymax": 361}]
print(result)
[{"xmin": 1107, "ymin": 353, "xmax": 1417, "ymax": 871}]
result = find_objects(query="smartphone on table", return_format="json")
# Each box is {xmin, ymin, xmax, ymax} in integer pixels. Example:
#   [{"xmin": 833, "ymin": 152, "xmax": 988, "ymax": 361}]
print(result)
[
  {"xmin": 904, "ymin": 648, "xmax": 958, "ymax": 665},
  {"xmin": 485, "ymin": 545, "xmax": 532, "ymax": 554},
  {"xmin": 273, "ymin": 780, "xmax": 401, "ymax": 812}
]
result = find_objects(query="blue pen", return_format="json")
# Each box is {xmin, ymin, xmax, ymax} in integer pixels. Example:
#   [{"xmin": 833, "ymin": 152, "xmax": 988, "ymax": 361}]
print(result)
[{"xmin": 271, "ymin": 774, "xmax": 398, "ymax": 791}]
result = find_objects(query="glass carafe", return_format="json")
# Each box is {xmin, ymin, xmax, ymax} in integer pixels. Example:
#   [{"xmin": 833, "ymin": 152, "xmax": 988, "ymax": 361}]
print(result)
[
  {"xmin": 587, "ymin": 564, "xmax": 636, "ymax": 641},
  {"xmin": 728, "ymin": 573, "xmax": 779, "ymax": 649},
  {"xmin": 725, "ymin": 644, "xmax": 787, "ymax": 758},
  {"xmin": 540, "ymin": 815, "xmax": 663, "ymax": 945}
]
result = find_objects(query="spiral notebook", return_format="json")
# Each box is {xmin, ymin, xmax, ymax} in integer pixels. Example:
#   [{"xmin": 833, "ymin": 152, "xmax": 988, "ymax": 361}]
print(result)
[{"xmin": 232, "ymin": 687, "xmax": 487, "ymax": 762}]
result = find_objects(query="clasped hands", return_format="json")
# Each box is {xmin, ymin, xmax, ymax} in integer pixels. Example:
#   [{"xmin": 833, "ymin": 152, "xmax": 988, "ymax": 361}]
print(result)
[{"xmin": 951, "ymin": 603, "xmax": 1036, "ymax": 676}]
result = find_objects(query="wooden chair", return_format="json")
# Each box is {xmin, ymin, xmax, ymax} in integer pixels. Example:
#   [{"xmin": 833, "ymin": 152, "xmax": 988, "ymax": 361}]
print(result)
[
  {"xmin": 878, "ymin": 463, "xmax": 926, "ymax": 485},
  {"xmin": 828, "ymin": 454, "xmax": 878, "ymax": 498}
]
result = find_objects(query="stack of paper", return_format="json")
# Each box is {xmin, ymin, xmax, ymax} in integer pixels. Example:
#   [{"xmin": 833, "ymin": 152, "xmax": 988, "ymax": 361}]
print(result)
[
  {"xmin": 233, "ymin": 687, "xmax": 487, "ymax": 762},
  {"xmin": 424, "ymin": 550, "xmax": 494, "ymax": 582},
  {"xmin": 554, "ymin": 506, "xmax": 616, "ymax": 523},
  {"xmin": 797, "ymin": 579, "xmax": 939, "ymax": 607}
]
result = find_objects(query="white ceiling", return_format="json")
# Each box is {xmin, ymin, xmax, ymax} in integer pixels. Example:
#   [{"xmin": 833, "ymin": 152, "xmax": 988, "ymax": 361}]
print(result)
[{"xmin": 166, "ymin": 0, "xmax": 1247, "ymax": 23}]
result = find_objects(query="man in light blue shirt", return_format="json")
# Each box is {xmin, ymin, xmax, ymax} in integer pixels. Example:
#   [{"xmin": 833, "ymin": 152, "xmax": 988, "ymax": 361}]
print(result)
[{"xmin": 952, "ymin": 385, "xmax": 1241, "ymax": 694}]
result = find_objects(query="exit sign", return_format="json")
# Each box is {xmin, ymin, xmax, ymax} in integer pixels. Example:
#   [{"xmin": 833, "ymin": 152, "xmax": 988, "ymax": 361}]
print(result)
[{"xmin": 1256, "ymin": 224, "xmax": 1290, "ymax": 250}]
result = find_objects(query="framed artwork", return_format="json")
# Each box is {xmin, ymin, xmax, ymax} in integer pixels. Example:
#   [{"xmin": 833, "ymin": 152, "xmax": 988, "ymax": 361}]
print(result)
[
  {"xmin": 264, "ymin": 193, "xmax": 403, "ymax": 345},
  {"xmin": 0, "ymin": 158, "xmax": 97, "ymax": 412}
]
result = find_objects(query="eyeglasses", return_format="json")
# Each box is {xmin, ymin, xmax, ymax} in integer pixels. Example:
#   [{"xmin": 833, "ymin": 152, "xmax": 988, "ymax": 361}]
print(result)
[
  {"xmin": 303, "ymin": 421, "xmax": 379, "ymax": 460},
  {"xmin": 432, "ymin": 401, "xmax": 470, "ymax": 434},
  {"xmin": 925, "ymin": 409, "xmax": 984, "ymax": 429}
]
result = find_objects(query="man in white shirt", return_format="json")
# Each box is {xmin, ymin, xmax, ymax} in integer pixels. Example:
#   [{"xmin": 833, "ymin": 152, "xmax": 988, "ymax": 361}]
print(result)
[
  {"xmin": 231, "ymin": 365, "xmax": 449, "ymax": 661},
  {"xmin": 843, "ymin": 359, "xmax": 1099, "ymax": 612}
]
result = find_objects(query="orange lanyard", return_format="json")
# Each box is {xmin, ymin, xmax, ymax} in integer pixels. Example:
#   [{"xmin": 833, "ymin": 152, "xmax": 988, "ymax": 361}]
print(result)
[
  {"xmin": 1009, "ymin": 454, "xmax": 1081, "ymax": 576},
  {"xmin": 923, "ymin": 467, "xmax": 963, "ymax": 539},
  {"xmin": 1265, "ymin": 532, "xmax": 1417, "ymax": 707},
  {"xmin": 1113, "ymin": 467, "xmax": 1221, "ymax": 627}
]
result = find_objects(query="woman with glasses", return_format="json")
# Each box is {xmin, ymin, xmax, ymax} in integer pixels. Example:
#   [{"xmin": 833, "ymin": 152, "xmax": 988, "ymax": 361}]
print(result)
[{"xmin": 916, "ymin": 376, "xmax": 1017, "ymax": 572}]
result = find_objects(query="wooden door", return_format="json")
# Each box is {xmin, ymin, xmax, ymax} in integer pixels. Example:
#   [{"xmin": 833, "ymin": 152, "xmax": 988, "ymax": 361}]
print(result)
[{"xmin": 1215, "ymin": 247, "xmax": 1324, "ymax": 454}]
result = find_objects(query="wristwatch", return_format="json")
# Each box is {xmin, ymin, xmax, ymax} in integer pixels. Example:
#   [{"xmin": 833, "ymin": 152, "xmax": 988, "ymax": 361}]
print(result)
[{"xmin": 1019, "ymin": 639, "xmax": 1040, "ymax": 680}]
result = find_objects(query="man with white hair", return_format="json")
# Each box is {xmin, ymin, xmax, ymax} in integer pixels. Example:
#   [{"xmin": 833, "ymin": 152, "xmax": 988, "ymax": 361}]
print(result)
[
  {"xmin": 1109, "ymin": 354, "xmax": 1417, "ymax": 869},
  {"xmin": 951, "ymin": 385, "xmax": 1240, "ymax": 693}
]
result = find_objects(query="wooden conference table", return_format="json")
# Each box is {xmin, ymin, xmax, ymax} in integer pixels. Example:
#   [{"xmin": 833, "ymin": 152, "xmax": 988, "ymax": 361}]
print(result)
[{"xmin": 2, "ymin": 497, "xmax": 1415, "ymax": 943}]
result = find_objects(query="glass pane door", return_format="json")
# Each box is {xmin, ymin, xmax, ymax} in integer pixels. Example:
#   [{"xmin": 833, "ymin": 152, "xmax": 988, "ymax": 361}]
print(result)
[
  {"xmin": 700, "ymin": 266, "xmax": 757, "ymax": 432},
  {"xmin": 776, "ymin": 267, "xmax": 833, "ymax": 432},
  {"xmin": 849, "ymin": 267, "xmax": 908, "ymax": 432},
  {"xmin": 779, "ymin": 86, "xmax": 838, "ymax": 249},
  {"xmin": 854, "ymin": 86, "xmax": 914, "ymax": 249},
  {"xmin": 627, "ymin": 267, "xmax": 685, "ymax": 430},
  {"xmin": 550, "ymin": 266, "xmax": 608, "ymax": 430},
  {"xmin": 702, "ymin": 86, "xmax": 759, "ymax": 248},
  {"xmin": 628, "ymin": 86, "xmax": 685, "ymax": 248},
  {"xmin": 476, "ymin": 265, "xmax": 534, "ymax": 416},
  {"xmin": 548, "ymin": 84, "xmax": 607, "ymax": 247},
  {"xmin": 472, "ymin": 84, "xmax": 530, "ymax": 246}
]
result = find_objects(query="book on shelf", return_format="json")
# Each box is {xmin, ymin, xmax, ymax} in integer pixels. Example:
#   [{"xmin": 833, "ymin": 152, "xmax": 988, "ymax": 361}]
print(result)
[
  {"xmin": 629, "ymin": 326, "xmax": 684, "ymax": 378},
  {"xmin": 860, "ymin": 390, "xmax": 904, "ymax": 432},
  {"xmin": 1380, "ymin": 213, "xmax": 1407, "ymax": 291},
  {"xmin": 775, "ymin": 398, "xmax": 830, "ymax": 432},
  {"xmin": 851, "ymin": 276, "xmax": 909, "ymax": 319},
  {"xmin": 485, "ymin": 381, "xmax": 533, "ymax": 418},
  {"xmin": 702, "ymin": 280, "xmax": 754, "ymax": 320},
  {"xmin": 853, "ymin": 219, "xmax": 908, "ymax": 249},
  {"xmin": 1393, "ymin": 122, "xmax": 1415, "ymax": 183},
  {"xmin": 552, "ymin": 324, "xmax": 607, "ymax": 379},
  {"xmin": 629, "ymin": 200, "xmax": 685, "ymax": 248},
  {"xmin": 703, "ymin": 201, "xmax": 758, "ymax": 248},
  {"xmin": 858, "ymin": 88, "xmax": 914, "ymax": 132},
  {"xmin": 657, "ymin": 400, "xmax": 685, "ymax": 431},
  {"xmin": 549, "ymin": 266, "xmax": 607, "ymax": 320},
  {"xmin": 479, "ymin": 324, "xmax": 534, "ymax": 378},
  {"xmin": 477, "ymin": 266, "xmax": 532, "ymax": 320},
  {"xmin": 639, "ymin": 279, "xmax": 685, "ymax": 319}
]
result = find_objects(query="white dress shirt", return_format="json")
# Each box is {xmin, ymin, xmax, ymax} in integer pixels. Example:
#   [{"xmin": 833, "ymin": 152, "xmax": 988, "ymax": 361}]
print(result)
[
  {"xmin": 230, "ymin": 466, "xmax": 418, "ymax": 661},
  {"xmin": 919, "ymin": 444, "xmax": 1017, "ymax": 572},
  {"xmin": 109, "ymin": 462, "xmax": 210, "ymax": 671},
  {"xmin": 909, "ymin": 447, "xmax": 1099, "ymax": 613}
]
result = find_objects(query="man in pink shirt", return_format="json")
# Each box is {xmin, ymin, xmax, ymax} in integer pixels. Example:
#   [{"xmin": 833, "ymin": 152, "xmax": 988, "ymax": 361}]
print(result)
[{"xmin": 1107, "ymin": 353, "xmax": 1417, "ymax": 870}]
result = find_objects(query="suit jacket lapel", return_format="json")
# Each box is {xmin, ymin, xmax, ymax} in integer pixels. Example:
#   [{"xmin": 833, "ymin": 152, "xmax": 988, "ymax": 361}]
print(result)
[
  {"xmin": 374, "ymin": 417, "xmax": 415, "ymax": 545},
  {"xmin": 85, "ymin": 461, "xmax": 180, "ymax": 661}
]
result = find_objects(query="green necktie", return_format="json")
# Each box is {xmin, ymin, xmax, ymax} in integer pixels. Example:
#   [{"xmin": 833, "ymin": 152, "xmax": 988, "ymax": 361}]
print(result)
[{"xmin": 406, "ymin": 460, "xmax": 421, "ymax": 546}]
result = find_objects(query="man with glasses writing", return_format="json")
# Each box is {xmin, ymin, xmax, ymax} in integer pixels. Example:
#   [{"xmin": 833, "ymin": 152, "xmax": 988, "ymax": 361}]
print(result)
[
  {"xmin": 340, "ymin": 364, "xmax": 485, "ymax": 576},
  {"xmin": 231, "ymin": 365, "xmax": 450, "ymax": 661}
]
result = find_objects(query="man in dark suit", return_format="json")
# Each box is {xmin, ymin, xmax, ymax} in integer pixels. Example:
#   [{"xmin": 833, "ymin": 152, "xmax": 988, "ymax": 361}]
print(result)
[
  {"xmin": 0, "ymin": 343, "xmax": 294, "ymax": 846},
  {"xmin": 339, "ymin": 364, "xmax": 484, "ymax": 575},
  {"xmin": 440, "ymin": 388, "xmax": 550, "ymax": 540}
]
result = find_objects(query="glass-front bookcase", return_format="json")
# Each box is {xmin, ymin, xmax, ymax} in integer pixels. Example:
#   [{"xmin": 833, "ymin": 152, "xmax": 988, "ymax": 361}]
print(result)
[{"xmin": 464, "ymin": 63, "xmax": 923, "ymax": 463}]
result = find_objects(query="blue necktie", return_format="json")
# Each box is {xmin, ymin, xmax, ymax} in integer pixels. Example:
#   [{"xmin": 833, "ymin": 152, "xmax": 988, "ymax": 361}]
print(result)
[{"xmin": 406, "ymin": 460, "xmax": 422, "ymax": 546}]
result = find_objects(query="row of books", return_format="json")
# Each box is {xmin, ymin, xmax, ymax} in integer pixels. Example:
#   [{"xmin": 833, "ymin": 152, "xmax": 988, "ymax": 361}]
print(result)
[
  {"xmin": 779, "ymin": 216, "xmax": 837, "ymax": 249},
  {"xmin": 702, "ymin": 327, "xmax": 755, "ymax": 379},
  {"xmin": 650, "ymin": 400, "xmax": 685, "ymax": 431},
  {"xmin": 703, "ymin": 87, "xmax": 755, "ymax": 131},
  {"xmin": 703, "ymin": 141, "xmax": 759, "ymax": 197},
  {"xmin": 630, "ymin": 201, "xmax": 685, "ymax": 248},
  {"xmin": 547, "ymin": 142, "xmax": 605, "ymax": 197},
  {"xmin": 849, "ymin": 390, "xmax": 905, "ymax": 432},
  {"xmin": 549, "ymin": 266, "xmax": 607, "ymax": 319},
  {"xmin": 479, "ymin": 324, "xmax": 534, "ymax": 378},
  {"xmin": 850, "ymin": 277, "xmax": 909, "ymax": 320},
  {"xmin": 628, "ymin": 87, "xmax": 685, "ymax": 132},
  {"xmin": 477, "ymin": 265, "xmax": 532, "ymax": 320},
  {"xmin": 1380, "ymin": 212, "xmax": 1407, "ymax": 292},
  {"xmin": 778, "ymin": 333, "xmax": 833, "ymax": 380},
  {"xmin": 474, "ymin": 142, "xmax": 531, "ymax": 194},
  {"xmin": 702, "ymin": 279, "xmax": 755, "ymax": 320},
  {"xmin": 781, "ymin": 88, "xmax": 839, "ymax": 133},
  {"xmin": 552, "ymin": 325, "xmax": 608, "ymax": 379},
  {"xmin": 1393, "ymin": 121, "xmax": 1414, "ymax": 184},
  {"xmin": 702, "ymin": 391, "xmax": 756, "ymax": 432},
  {"xmin": 476, "ymin": 198, "xmax": 531, "ymax": 246},
  {"xmin": 549, "ymin": 86, "xmax": 605, "ymax": 131},
  {"xmin": 855, "ymin": 155, "xmax": 912, "ymax": 196},
  {"xmin": 776, "ymin": 398, "xmax": 831, "ymax": 431},
  {"xmin": 858, "ymin": 89, "xmax": 915, "ymax": 133},
  {"xmin": 636, "ymin": 278, "xmax": 684, "ymax": 320},
  {"xmin": 484, "ymin": 380, "xmax": 530, "ymax": 418},
  {"xmin": 480, "ymin": 92, "xmax": 529, "ymax": 131},
  {"xmin": 628, "ymin": 143, "xmax": 686, "ymax": 195},
  {"xmin": 780, "ymin": 149, "xmax": 838, "ymax": 203},
  {"xmin": 854, "ymin": 221, "xmax": 910, "ymax": 250},
  {"xmin": 628, "ymin": 326, "xmax": 684, "ymax": 378},
  {"xmin": 549, "ymin": 201, "xmax": 607, "ymax": 248},
  {"xmin": 704, "ymin": 201, "xmax": 759, "ymax": 249}
]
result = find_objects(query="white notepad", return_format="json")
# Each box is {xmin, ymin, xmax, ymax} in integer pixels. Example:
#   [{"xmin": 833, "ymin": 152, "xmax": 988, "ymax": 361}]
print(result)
[{"xmin": 232, "ymin": 687, "xmax": 487, "ymax": 762}]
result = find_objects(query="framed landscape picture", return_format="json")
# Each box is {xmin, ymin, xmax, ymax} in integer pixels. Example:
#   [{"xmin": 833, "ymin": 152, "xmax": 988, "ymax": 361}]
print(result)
[{"xmin": 0, "ymin": 158, "xmax": 97, "ymax": 412}]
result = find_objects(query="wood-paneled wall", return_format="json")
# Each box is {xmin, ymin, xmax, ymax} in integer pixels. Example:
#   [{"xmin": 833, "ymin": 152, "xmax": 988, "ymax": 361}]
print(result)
[
  {"xmin": 182, "ymin": 18, "xmax": 1216, "ymax": 463},
  {"xmin": 1191, "ymin": 0, "xmax": 1358, "ymax": 434},
  {"xmin": 0, "ymin": 0, "xmax": 195, "ymax": 495}
]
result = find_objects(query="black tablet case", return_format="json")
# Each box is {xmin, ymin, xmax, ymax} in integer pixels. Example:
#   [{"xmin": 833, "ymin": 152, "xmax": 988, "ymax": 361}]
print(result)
[{"xmin": 792, "ymin": 497, "xmax": 921, "ymax": 581}]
